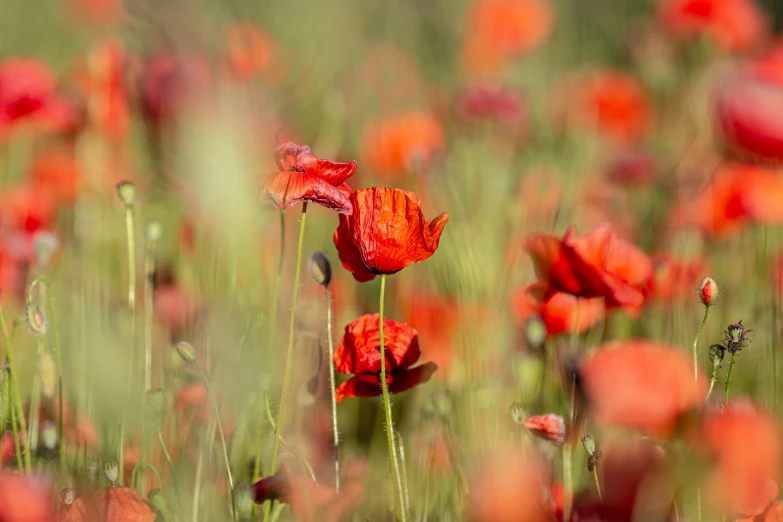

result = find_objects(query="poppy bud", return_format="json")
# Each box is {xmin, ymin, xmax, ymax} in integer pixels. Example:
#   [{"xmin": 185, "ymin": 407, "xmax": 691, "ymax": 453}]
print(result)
[
  {"xmin": 581, "ymin": 434, "xmax": 596, "ymax": 456},
  {"xmin": 509, "ymin": 402, "xmax": 526, "ymax": 425},
  {"xmin": 709, "ymin": 344, "xmax": 725, "ymax": 367},
  {"xmin": 524, "ymin": 314, "xmax": 547, "ymax": 349},
  {"xmin": 116, "ymin": 181, "xmax": 136, "ymax": 206},
  {"xmin": 148, "ymin": 489, "xmax": 167, "ymax": 512},
  {"xmin": 61, "ymin": 488, "xmax": 74, "ymax": 507},
  {"xmin": 32, "ymin": 232, "xmax": 59, "ymax": 269},
  {"xmin": 25, "ymin": 304, "xmax": 47, "ymax": 336},
  {"xmin": 699, "ymin": 277, "xmax": 718, "ymax": 307},
  {"xmin": 309, "ymin": 251, "xmax": 332, "ymax": 287},
  {"xmin": 41, "ymin": 420, "xmax": 58, "ymax": 450},
  {"xmin": 103, "ymin": 459, "xmax": 119, "ymax": 486},
  {"xmin": 175, "ymin": 341, "xmax": 197, "ymax": 363},
  {"xmin": 146, "ymin": 219, "xmax": 163, "ymax": 242}
]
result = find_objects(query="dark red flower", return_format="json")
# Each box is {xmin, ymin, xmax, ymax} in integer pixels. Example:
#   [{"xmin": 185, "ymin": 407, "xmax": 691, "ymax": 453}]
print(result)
[
  {"xmin": 0, "ymin": 59, "xmax": 55, "ymax": 130},
  {"xmin": 333, "ymin": 313, "xmax": 437, "ymax": 402},
  {"xmin": 454, "ymin": 85, "xmax": 527, "ymax": 129},
  {"xmin": 261, "ymin": 140, "xmax": 355, "ymax": 214},
  {"xmin": 138, "ymin": 53, "xmax": 210, "ymax": 128},
  {"xmin": 333, "ymin": 187, "xmax": 449, "ymax": 282},
  {"xmin": 524, "ymin": 224, "xmax": 652, "ymax": 309}
]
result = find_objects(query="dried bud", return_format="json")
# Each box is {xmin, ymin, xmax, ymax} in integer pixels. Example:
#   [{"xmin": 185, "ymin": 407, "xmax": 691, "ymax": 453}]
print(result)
[
  {"xmin": 146, "ymin": 219, "xmax": 163, "ymax": 242},
  {"xmin": 175, "ymin": 341, "xmax": 197, "ymax": 363},
  {"xmin": 116, "ymin": 181, "xmax": 136, "ymax": 206},
  {"xmin": 103, "ymin": 459, "xmax": 119, "ymax": 485},
  {"xmin": 39, "ymin": 352, "xmax": 56, "ymax": 398},
  {"xmin": 709, "ymin": 344, "xmax": 725, "ymax": 367},
  {"xmin": 309, "ymin": 251, "xmax": 332, "ymax": 287},
  {"xmin": 148, "ymin": 489, "xmax": 167, "ymax": 512},
  {"xmin": 587, "ymin": 450, "xmax": 603, "ymax": 473},
  {"xmin": 25, "ymin": 304, "xmax": 47, "ymax": 336},
  {"xmin": 61, "ymin": 488, "xmax": 75, "ymax": 506},
  {"xmin": 581, "ymin": 434, "xmax": 596, "ymax": 456},
  {"xmin": 524, "ymin": 314, "xmax": 547, "ymax": 349},
  {"xmin": 41, "ymin": 421, "xmax": 58, "ymax": 450},
  {"xmin": 699, "ymin": 277, "xmax": 718, "ymax": 307},
  {"xmin": 509, "ymin": 402, "xmax": 526, "ymax": 425},
  {"xmin": 32, "ymin": 232, "xmax": 59, "ymax": 269}
]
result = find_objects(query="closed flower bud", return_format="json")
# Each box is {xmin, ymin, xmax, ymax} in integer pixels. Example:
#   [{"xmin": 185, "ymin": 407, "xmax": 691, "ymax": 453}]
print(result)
[
  {"xmin": 103, "ymin": 459, "xmax": 119, "ymax": 485},
  {"xmin": 61, "ymin": 488, "xmax": 75, "ymax": 506},
  {"xmin": 175, "ymin": 341, "xmax": 197, "ymax": 363},
  {"xmin": 309, "ymin": 251, "xmax": 332, "ymax": 287},
  {"xmin": 148, "ymin": 489, "xmax": 167, "ymax": 512},
  {"xmin": 146, "ymin": 219, "xmax": 163, "ymax": 242},
  {"xmin": 116, "ymin": 181, "xmax": 136, "ymax": 206},
  {"xmin": 509, "ymin": 402, "xmax": 526, "ymax": 425},
  {"xmin": 699, "ymin": 277, "xmax": 718, "ymax": 307},
  {"xmin": 25, "ymin": 304, "xmax": 47, "ymax": 336},
  {"xmin": 709, "ymin": 344, "xmax": 725, "ymax": 367},
  {"xmin": 581, "ymin": 434, "xmax": 596, "ymax": 456}
]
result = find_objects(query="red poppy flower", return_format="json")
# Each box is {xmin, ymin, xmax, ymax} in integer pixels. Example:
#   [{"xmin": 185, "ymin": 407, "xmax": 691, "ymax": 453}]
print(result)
[
  {"xmin": 511, "ymin": 283, "xmax": 604, "ymax": 338},
  {"xmin": 606, "ymin": 149, "xmax": 657, "ymax": 186},
  {"xmin": 261, "ymin": 140, "xmax": 356, "ymax": 214},
  {"xmin": 29, "ymin": 145, "xmax": 81, "ymax": 204},
  {"xmin": 658, "ymin": 0, "xmax": 767, "ymax": 53},
  {"xmin": 739, "ymin": 501, "xmax": 783, "ymax": 522},
  {"xmin": 333, "ymin": 313, "xmax": 437, "ymax": 402},
  {"xmin": 524, "ymin": 223, "xmax": 652, "ymax": 309},
  {"xmin": 225, "ymin": 22, "xmax": 279, "ymax": 81},
  {"xmin": 333, "ymin": 187, "xmax": 448, "ymax": 282},
  {"xmin": 139, "ymin": 53, "xmax": 211, "ymax": 128},
  {"xmin": 64, "ymin": 488, "xmax": 156, "ymax": 522},
  {"xmin": 523, "ymin": 413, "xmax": 565, "ymax": 445},
  {"xmin": 360, "ymin": 110, "xmax": 444, "ymax": 179},
  {"xmin": 0, "ymin": 59, "xmax": 55, "ymax": 130},
  {"xmin": 0, "ymin": 473, "xmax": 55, "ymax": 522},
  {"xmin": 578, "ymin": 340, "xmax": 705, "ymax": 436}
]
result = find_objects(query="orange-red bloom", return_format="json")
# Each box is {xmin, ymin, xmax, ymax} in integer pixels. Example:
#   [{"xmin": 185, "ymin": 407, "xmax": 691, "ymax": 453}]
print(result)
[
  {"xmin": 511, "ymin": 283, "xmax": 604, "ymax": 338},
  {"xmin": 225, "ymin": 22, "xmax": 278, "ymax": 81},
  {"xmin": 524, "ymin": 224, "xmax": 652, "ymax": 309},
  {"xmin": 578, "ymin": 340, "xmax": 705, "ymax": 436},
  {"xmin": 573, "ymin": 71, "xmax": 651, "ymax": 143},
  {"xmin": 333, "ymin": 187, "xmax": 448, "ymax": 282},
  {"xmin": 64, "ymin": 488, "xmax": 156, "ymax": 522},
  {"xmin": 0, "ymin": 473, "xmax": 55, "ymax": 522},
  {"xmin": 261, "ymin": 141, "xmax": 356, "ymax": 214},
  {"xmin": 523, "ymin": 413, "xmax": 565, "ymax": 445},
  {"xmin": 333, "ymin": 314, "xmax": 437, "ymax": 402},
  {"xmin": 0, "ymin": 59, "xmax": 55, "ymax": 131}
]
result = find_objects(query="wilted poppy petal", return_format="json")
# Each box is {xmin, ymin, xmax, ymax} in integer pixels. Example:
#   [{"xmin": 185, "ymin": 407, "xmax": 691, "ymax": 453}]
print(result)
[
  {"xmin": 275, "ymin": 141, "xmax": 310, "ymax": 171},
  {"xmin": 297, "ymin": 153, "xmax": 357, "ymax": 185},
  {"xmin": 262, "ymin": 171, "xmax": 352, "ymax": 214},
  {"xmin": 334, "ymin": 214, "xmax": 376, "ymax": 282}
]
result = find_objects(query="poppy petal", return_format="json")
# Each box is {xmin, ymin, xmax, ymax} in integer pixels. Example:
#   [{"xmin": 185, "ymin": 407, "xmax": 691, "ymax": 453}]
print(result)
[
  {"xmin": 334, "ymin": 214, "xmax": 376, "ymax": 282},
  {"xmin": 262, "ymin": 171, "xmax": 352, "ymax": 214},
  {"xmin": 333, "ymin": 314, "xmax": 420, "ymax": 374},
  {"xmin": 275, "ymin": 141, "xmax": 310, "ymax": 171},
  {"xmin": 523, "ymin": 233, "xmax": 583, "ymax": 295},
  {"xmin": 297, "ymin": 153, "xmax": 357, "ymax": 185},
  {"xmin": 334, "ymin": 363, "xmax": 437, "ymax": 402}
]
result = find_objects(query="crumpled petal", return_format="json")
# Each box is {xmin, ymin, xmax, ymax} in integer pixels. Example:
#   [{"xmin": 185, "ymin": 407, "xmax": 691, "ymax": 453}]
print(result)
[
  {"xmin": 333, "ymin": 313, "xmax": 420, "ymax": 374},
  {"xmin": 334, "ymin": 213, "xmax": 376, "ymax": 282},
  {"xmin": 335, "ymin": 363, "xmax": 438, "ymax": 402},
  {"xmin": 297, "ymin": 153, "xmax": 357, "ymax": 185},
  {"xmin": 274, "ymin": 141, "xmax": 310, "ymax": 171},
  {"xmin": 64, "ymin": 488, "xmax": 156, "ymax": 522},
  {"xmin": 262, "ymin": 171, "xmax": 352, "ymax": 214}
]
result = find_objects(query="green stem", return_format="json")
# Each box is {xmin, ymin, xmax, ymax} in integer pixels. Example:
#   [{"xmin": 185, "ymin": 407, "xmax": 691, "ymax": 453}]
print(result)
[
  {"xmin": 121, "ymin": 203, "xmax": 136, "ymax": 485},
  {"xmin": 27, "ymin": 277, "xmax": 64, "ymax": 472},
  {"xmin": 724, "ymin": 352, "xmax": 737, "ymax": 408},
  {"xmin": 0, "ymin": 302, "xmax": 31, "ymax": 472},
  {"xmin": 379, "ymin": 274, "xmax": 406, "ymax": 522},
  {"xmin": 263, "ymin": 393, "xmax": 316, "ymax": 480},
  {"xmin": 563, "ymin": 299, "xmax": 580, "ymax": 521},
  {"xmin": 324, "ymin": 287, "xmax": 340, "ymax": 490},
  {"xmin": 254, "ymin": 211, "xmax": 285, "ymax": 485},
  {"xmin": 692, "ymin": 306, "xmax": 710, "ymax": 381},
  {"xmin": 195, "ymin": 361, "xmax": 236, "ymax": 520},
  {"xmin": 0, "ymin": 365, "xmax": 22, "ymax": 472},
  {"xmin": 156, "ymin": 426, "xmax": 177, "ymax": 489},
  {"xmin": 264, "ymin": 203, "xmax": 308, "ymax": 522},
  {"xmin": 130, "ymin": 461, "xmax": 163, "ymax": 491},
  {"xmin": 592, "ymin": 465, "xmax": 602, "ymax": 500},
  {"xmin": 706, "ymin": 366, "xmax": 719, "ymax": 401}
]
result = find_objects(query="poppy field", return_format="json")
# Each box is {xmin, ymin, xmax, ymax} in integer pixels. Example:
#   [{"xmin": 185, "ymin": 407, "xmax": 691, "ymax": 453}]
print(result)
[{"xmin": 6, "ymin": 0, "xmax": 783, "ymax": 521}]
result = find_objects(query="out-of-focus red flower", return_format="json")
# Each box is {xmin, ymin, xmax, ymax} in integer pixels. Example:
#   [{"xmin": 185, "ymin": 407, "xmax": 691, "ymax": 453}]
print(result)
[
  {"xmin": 253, "ymin": 462, "xmax": 367, "ymax": 522},
  {"xmin": 261, "ymin": 140, "xmax": 356, "ymax": 214},
  {"xmin": 65, "ymin": 0, "xmax": 122, "ymax": 25},
  {"xmin": 333, "ymin": 313, "xmax": 437, "ymax": 402},
  {"xmin": 0, "ymin": 183, "xmax": 59, "ymax": 236},
  {"xmin": 645, "ymin": 253, "xmax": 707, "ymax": 303},
  {"xmin": 466, "ymin": 447, "xmax": 551, "ymax": 522},
  {"xmin": 138, "ymin": 53, "xmax": 211, "ymax": 128},
  {"xmin": 524, "ymin": 223, "xmax": 652, "ymax": 309},
  {"xmin": 523, "ymin": 413, "xmax": 565, "ymax": 445},
  {"xmin": 606, "ymin": 149, "xmax": 657, "ymax": 186},
  {"xmin": 29, "ymin": 145, "xmax": 81, "ymax": 204},
  {"xmin": 739, "ymin": 501, "xmax": 783, "ymax": 522},
  {"xmin": 65, "ymin": 488, "xmax": 156, "ymax": 522},
  {"xmin": 578, "ymin": 340, "xmax": 705, "ymax": 436},
  {"xmin": 333, "ymin": 187, "xmax": 448, "ymax": 282},
  {"xmin": 677, "ymin": 162, "xmax": 783, "ymax": 236},
  {"xmin": 0, "ymin": 59, "xmax": 55, "ymax": 130},
  {"xmin": 225, "ymin": 22, "xmax": 278, "ymax": 81},
  {"xmin": 0, "ymin": 473, "xmax": 55, "ymax": 522},
  {"xmin": 454, "ymin": 85, "xmax": 527, "ymax": 130},
  {"xmin": 569, "ymin": 71, "xmax": 651, "ymax": 143},
  {"xmin": 658, "ymin": 0, "xmax": 767, "ymax": 53},
  {"xmin": 360, "ymin": 110, "xmax": 444, "ymax": 179},
  {"xmin": 511, "ymin": 283, "xmax": 604, "ymax": 338},
  {"xmin": 696, "ymin": 401, "xmax": 781, "ymax": 518},
  {"xmin": 402, "ymin": 292, "xmax": 459, "ymax": 376},
  {"xmin": 461, "ymin": 0, "xmax": 554, "ymax": 78}
]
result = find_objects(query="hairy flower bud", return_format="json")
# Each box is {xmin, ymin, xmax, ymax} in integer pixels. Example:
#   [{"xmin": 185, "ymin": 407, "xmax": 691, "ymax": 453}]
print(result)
[
  {"xmin": 116, "ymin": 181, "xmax": 136, "ymax": 206},
  {"xmin": 709, "ymin": 344, "xmax": 725, "ymax": 367},
  {"xmin": 699, "ymin": 277, "xmax": 718, "ymax": 307},
  {"xmin": 309, "ymin": 251, "xmax": 333, "ymax": 287},
  {"xmin": 25, "ymin": 304, "xmax": 47, "ymax": 336},
  {"xmin": 175, "ymin": 341, "xmax": 197, "ymax": 363},
  {"xmin": 581, "ymin": 434, "xmax": 596, "ymax": 456},
  {"xmin": 148, "ymin": 489, "xmax": 167, "ymax": 512}
]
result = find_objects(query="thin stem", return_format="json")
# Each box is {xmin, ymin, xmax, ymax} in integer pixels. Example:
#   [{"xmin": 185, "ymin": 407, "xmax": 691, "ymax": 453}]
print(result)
[
  {"xmin": 692, "ymin": 306, "xmax": 710, "ymax": 381},
  {"xmin": 263, "ymin": 393, "xmax": 316, "ymax": 480},
  {"xmin": 27, "ymin": 277, "xmax": 64, "ymax": 472},
  {"xmin": 156, "ymin": 425, "xmax": 177, "ymax": 489},
  {"xmin": 592, "ymin": 465, "xmax": 602, "ymax": 500},
  {"xmin": 130, "ymin": 461, "xmax": 164, "ymax": 492},
  {"xmin": 379, "ymin": 274, "xmax": 406, "ymax": 522},
  {"xmin": 195, "ymin": 361, "xmax": 236, "ymax": 520},
  {"xmin": 1, "ymin": 365, "xmax": 22, "ymax": 472},
  {"xmin": 324, "ymin": 287, "xmax": 340, "ymax": 490},
  {"xmin": 563, "ymin": 299, "xmax": 580, "ymax": 522},
  {"xmin": 254, "ymin": 211, "xmax": 285, "ymax": 485},
  {"xmin": 396, "ymin": 432, "xmax": 410, "ymax": 513},
  {"xmin": 724, "ymin": 352, "xmax": 737, "ymax": 408},
  {"xmin": 125, "ymin": 205, "xmax": 137, "ymax": 310},
  {"xmin": 192, "ymin": 423, "xmax": 205, "ymax": 522},
  {"xmin": 266, "ymin": 202, "xmax": 308, "ymax": 522},
  {"xmin": 143, "ymin": 236, "xmax": 157, "ymax": 393},
  {"xmin": 27, "ymin": 339, "xmax": 42, "ymax": 454},
  {"xmin": 706, "ymin": 366, "xmax": 719, "ymax": 401},
  {"xmin": 0, "ymin": 302, "xmax": 31, "ymax": 472}
]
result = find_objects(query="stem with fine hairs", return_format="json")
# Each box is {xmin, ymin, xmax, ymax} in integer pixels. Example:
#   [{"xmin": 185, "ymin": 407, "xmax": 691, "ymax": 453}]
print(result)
[{"xmin": 324, "ymin": 286, "xmax": 340, "ymax": 490}]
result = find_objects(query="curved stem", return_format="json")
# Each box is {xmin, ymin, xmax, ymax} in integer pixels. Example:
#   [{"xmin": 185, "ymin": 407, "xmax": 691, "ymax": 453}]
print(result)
[
  {"xmin": 324, "ymin": 287, "xmax": 340, "ymax": 490},
  {"xmin": 195, "ymin": 361, "xmax": 236, "ymax": 520},
  {"xmin": 706, "ymin": 366, "xmax": 719, "ymax": 401},
  {"xmin": 0, "ymin": 302, "xmax": 31, "ymax": 472},
  {"xmin": 724, "ymin": 352, "xmax": 737, "ymax": 408},
  {"xmin": 130, "ymin": 461, "xmax": 163, "ymax": 492},
  {"xmin": 254, "ymin": 211, "xmax": 285, "ymax": 485},
  {"xmin": 379, "ymin": 274, "xmax": 406, "ymax": 522},
  {"xmin": 27, "ymin": 277, "xmax": 64, "ymax": 472},
  {"xmin": 692, "ymin": 306, "xmax": 710, "ymax": 381}
]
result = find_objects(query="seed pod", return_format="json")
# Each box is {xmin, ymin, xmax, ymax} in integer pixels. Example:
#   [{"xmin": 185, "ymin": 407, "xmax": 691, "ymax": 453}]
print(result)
[
  {"xmin": 61, "ymin": 488, "xmax": 75, "ymax": 506},
  {"xmin": 103, "ymin": 459, "xmax": 119, "ymax": 485},
  {"xmin": 175, "ymin": 341, "xmax": 197, "ymax": 363},
  {"xmin": 116, "ymin": 181, "xmax": 136, "ymax": 206},
  {"xmin": 25, "ymin": 304, "xmax": 48, "ymax": 336},
  {"xmin": 709, "ymin": 344, "xmax": 725, "ymax": 367},
  {"xmin": 581, "ymin": 434, "xmax": 596, "ymax": 456},
  {"xmin": 309, "ymin": 251, "xmax": 332, "ymax": 287},
  {"xmin": 509, "ymin": 402, "xmax": 526, "ymax": 425}
]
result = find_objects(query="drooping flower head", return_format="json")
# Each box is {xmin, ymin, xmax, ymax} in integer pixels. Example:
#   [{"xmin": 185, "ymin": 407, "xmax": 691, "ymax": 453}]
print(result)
[
  {"xmin": 333, "ymin": 314, "xmax": 437, "ymax": 402},
  {"xmin": 261, "ymin": 140, "xmax": 356, "ymax": 214},
  {"xmin": 333, "ymin": 187, "xmax": 448, "ymax": 282}
]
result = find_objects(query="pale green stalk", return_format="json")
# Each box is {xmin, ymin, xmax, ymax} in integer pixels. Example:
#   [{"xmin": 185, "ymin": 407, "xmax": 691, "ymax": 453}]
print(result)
[
  {"xmin": 324, "ymin": 287, "xmax": 340, "ymax": 490},
  {"xmin": 0, "ymin": 302, "xmax": 31, "ymax": 472}
]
